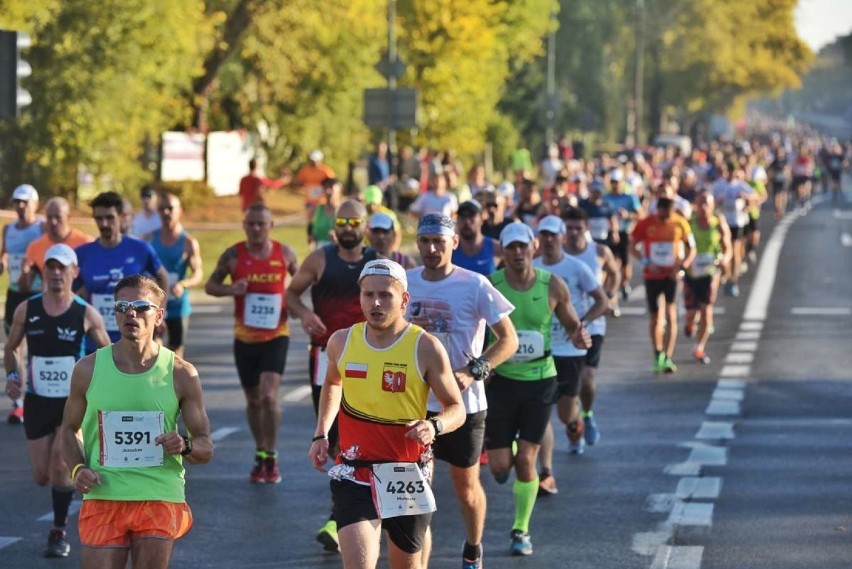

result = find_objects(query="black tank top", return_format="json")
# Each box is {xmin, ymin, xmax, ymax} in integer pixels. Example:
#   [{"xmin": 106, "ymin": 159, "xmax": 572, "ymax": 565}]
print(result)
[
  {"xmin": 26, "ymin": 294, "xmax": 88, "ymax": 393},
  {"xmin": 310, "ymin": 245, "xmax": 378, "ymax": 347}
]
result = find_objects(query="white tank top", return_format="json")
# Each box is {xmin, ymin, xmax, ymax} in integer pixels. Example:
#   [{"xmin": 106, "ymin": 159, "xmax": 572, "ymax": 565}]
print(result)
[{"xmin": 569, "ymin": 241, "xmax": 606, "ymax": 336}]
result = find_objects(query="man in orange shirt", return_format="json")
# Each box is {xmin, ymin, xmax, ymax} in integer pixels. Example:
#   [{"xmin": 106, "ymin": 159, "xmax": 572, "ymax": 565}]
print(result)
[
  {"xmin": 19, "ymin": 197, "xmax": 94, "ymax": 293},
  {"xmin": 295, "ymin": 150, "xmax": 336, "ymax": 221},
  {"xmin": 238, "ymin": 159, "xmax": 289, "ymax": 212},
  {"xmin": 630, "ymin": 197, "xmax": 695, "ymax": 374}
]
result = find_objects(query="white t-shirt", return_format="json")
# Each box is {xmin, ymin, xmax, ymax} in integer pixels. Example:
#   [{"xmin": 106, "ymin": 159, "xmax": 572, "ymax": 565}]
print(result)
[
  {"xmin": 533, "ymin": 255, "xmax": 598, "ymax": 357},
  {"xmin": 569, "ymin": 242, "xmax": 606, "ymax": 336},
  {"xmin": 712, "ymin": 179, "xmax": 752, "ymax": 228},
  {"xmin": 648, "ymin": 196, "xmax": 693, "ymax": 220},
  {"xmin": 131, "ymin": 211, "xmax": 163, "ymax": 238},
  {"xmin": 406, "ymin": 266, "xmax": 514, "ymax": 413},
  {"xmin": 409, "ymin": 192, "xmax": 458, "ymax": 218}
]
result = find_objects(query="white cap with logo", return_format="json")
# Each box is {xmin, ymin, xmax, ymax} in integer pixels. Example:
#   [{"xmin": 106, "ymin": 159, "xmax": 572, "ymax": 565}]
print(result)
[
  {"xmin": 368, "ymin": 212, "xmax": 395, "ymax": 231},
  {"xmin": 536, "ymin": 215, "xmax": 565, "ymax": 235},
  {"xmin": 44, "ymin": 243, "xmax": 78, "ymax": 266},
  {"xmin": 309, "ymin": 150, "xmax": 324, "ymax": 162},
  {"xmin": 358, "ymin": 259, "xmax": 408, "ymax": 290},
  {"xmin": 12, "ymin": 184, "xmax": 39, "ymax": 202},
  {"xmin": 500, "ymin": 222, "xmax": 536, "ymax": 247}
]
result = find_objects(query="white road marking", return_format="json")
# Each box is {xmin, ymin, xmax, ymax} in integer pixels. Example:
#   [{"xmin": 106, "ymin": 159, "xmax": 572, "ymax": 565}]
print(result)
[
  {"xmin": 710, "ymin": 388, "xmax": 744, "ymax": 402},
  {"xmin": 211, "ymin": 427, "xmax": 240, "ymax": 441},
  {"xmin": 667, "ymin": 502, "xmax": 714, "ymax": 527},
  {"xmin": 706, "ymin": 399, "xmax": 741, "ymax": 416},
  {"xmin": 38, "ymin": 500, "xmax": 81, "ymax": 522},
  {"xmin": 680, "ymin": 442, "xmax": 728, "ymax": 466},
  {"xmin": 841, "ymin": 232, "xmax": 852, "ymax": 247},
  {"xmin": 739, "ymin": 321, "xmax": 764, "ymax": 331},
  {"xmin": 192, "ymin": 304, "xmax": 226, "ymax": 314},
  {"xmin": 790, "ymin": 307, "xmax": 852, "ymax": 316},
  {"xmin": 282, "ymin": 384, "xmax": 312, "ymax": 403},
  {"xmin": 735, "ymin": 331, "xmax": 761, "ymax": 341},
  {"xmin": 646, "ymin": 493, "xmax": 677, "ymax": 513},
  {"xmin": 833, "ymin": 209, "xmax": 852, "ymax": 219},
  {"xmin": 664, "ymin": 462, "xmax": 702, "ymax": 476},
  {"xmin": 651, "ymin": 545, "xmax": 704, "ymax": 569},
  {"xmin": 743, "ymin": 211, "xmax": 796, "ymax": 321},
  {"xmin": 717, "ymin": 379, "xmax": 746, "ymax": 389},
  {"xmin": 724, "ymin": 352, "xmax": 754, "ymax": 364},
  {"xmin": 720, "ymin": 365, "xmax": 751, "ymax": 377},
  {"xmin": 631, "ymin": 531, "xmax": 671, "ymax": 556},
  {"xmin": 619, "ymin": 306, "xmax": 648, "ymax": 316},
  {"xmin": 730, "ymin": 341, "xmax": 758, "ymax": 352},
  {"xmin": 676, "ymin": 477, "xmax": 722, "ymax": 500},
  {"xmin": 696, "ymin": 421, "xmax": 735, "ymax": 440},
  {"xmin": 0, "ymin": 536, "xmax": 21, "ymax": 550}
]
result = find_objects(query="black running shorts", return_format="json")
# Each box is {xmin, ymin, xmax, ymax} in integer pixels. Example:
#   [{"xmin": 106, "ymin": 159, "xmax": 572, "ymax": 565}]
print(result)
[
  {"xmin": 427, "ymin": 410, "xmax": 486, "ymax": 468},
  {"xmin": 165, "ymin": 317, "xmax": 189, "ymax": 351},
  {"xmin": 644, "ymin": 278, "xmax": 677, "ymax": 313},
  {"xmin": 484, "ymin": 375, "xmax": 556, "ymax": 449},
  {"xmin": 553, "ymin": 356, "xmax": 584, "ymax": 400},
  {"xmin": 23, "ymin": 393, "xmax": 66, "ymax": 441},
  {"xmin": 683, "ymin": 274, "xmax": 716, "ymax": 309},
  {"xmin": 585, "ymin": 335, "xmax": 605, "ymax": 368},
  {"xmin": 233, "ymin": 336, "xmax": 289, "ymax": 389}
]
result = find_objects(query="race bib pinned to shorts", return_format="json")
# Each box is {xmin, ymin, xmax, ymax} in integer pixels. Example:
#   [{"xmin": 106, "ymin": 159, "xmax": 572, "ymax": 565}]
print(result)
[
  {"xmin": 243, "ymin": 293, "xmax": 282, "ymax": 330},
  {"xmin": 689, "ymin": 253, "xmax": 717, "ymax": 278},
  {"xmin": 370, "ymin": 462, "xmax": 436, "ymax": 519},
  {"xmin": 313, "ymin": 348, "xmax": 329, "ymax": 387},
  {"xmin": 92, "ymin": 294, "xmax": 118, "ymax": 332},
  {"xmin": 509, "ymin": 330, "xmax": 545, "ymax": 363},
  {"xmin": 8, "ymin": 253, "xmax": 24, "ymax": 284},
  {"xmin": 99, "ymin": 411, "xmax": 164, "ymax": 468},
  {"xmin": 588, "ymin": 218, "xmax": 610, "ymax": 241},
  {"xmin": 649, "ymin": 242, "xmax": 676, "ymax": 267},
  {"xmin": 167, "ymin": 272, "xmax": 179, "ymax": 299},
  {"xmin": 31, "ymin": 355, "xmax": 75, "ymax": 398}
]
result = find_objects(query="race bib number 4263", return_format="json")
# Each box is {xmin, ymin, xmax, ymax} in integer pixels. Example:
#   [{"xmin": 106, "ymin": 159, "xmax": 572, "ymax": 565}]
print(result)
[
  {"xmin": 99, "ymin": 411, "xmax": 164, "ymax": 468},
  {"xmin": 370, "ymin": 462, "xmax": 436, "ymax": 519}
]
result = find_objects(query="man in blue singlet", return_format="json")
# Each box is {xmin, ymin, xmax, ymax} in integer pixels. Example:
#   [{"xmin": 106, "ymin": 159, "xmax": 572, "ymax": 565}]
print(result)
[
  {"xmin": 451, "ymin": 200, "xmax": 501, "ymax": 276},
  {"xmin": 150, "ymin": 193, "xmax": 202, "ymax": 357}
]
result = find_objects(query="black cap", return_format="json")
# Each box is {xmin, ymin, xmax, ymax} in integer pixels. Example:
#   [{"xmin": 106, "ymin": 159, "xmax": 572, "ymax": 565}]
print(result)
[
  {"xmin": 140, "ymin": 185, "xmax": 155, "ymax": 198},
  {"xmin": 457, "ymin": 200, "xmax": 482, "ymax": 216}
]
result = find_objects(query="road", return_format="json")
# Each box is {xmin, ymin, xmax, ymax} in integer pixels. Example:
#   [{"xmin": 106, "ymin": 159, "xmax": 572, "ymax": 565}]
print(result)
[{"xmin": 1, "ymin": 193, "xmax": 851, "ymax": 568}]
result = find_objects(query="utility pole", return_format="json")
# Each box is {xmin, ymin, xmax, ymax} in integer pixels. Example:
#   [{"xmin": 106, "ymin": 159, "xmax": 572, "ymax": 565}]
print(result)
[
  {"xmin": 544, "ymin": 0, "xmax": 557, "ymax": 146},
  {"xmin": 634, "ymin": 0, "xmax": 645, "ymax": 147},
  {"xmin": 386, "ymin": 0, "xmax": 398, "ymax": 210}
]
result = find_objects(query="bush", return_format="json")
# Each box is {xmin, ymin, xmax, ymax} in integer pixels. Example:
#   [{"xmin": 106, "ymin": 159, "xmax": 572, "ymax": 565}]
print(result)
[{"xmin": 156, "ymin": 180, "xmax": 215, "ymax": 211}]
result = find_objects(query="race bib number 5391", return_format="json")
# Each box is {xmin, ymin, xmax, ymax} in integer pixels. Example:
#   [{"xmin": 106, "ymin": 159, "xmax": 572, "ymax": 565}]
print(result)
[{"xmin": 99, "ymin": 411, "xmax": 164, "ymax": 468}]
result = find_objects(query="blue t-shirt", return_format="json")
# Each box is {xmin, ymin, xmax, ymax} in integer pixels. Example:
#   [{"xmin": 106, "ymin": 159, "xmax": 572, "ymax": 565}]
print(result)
[
  {"xmin": 579, "ymin": 199, "xmax": 616, "ymax": 242},
  {"xmin": 452, "ymin": 238, "xmax": 496, "ymax": 276},
  {"xmin": 150, "ymin": 231, "xmax": 191, "ymax": 319},
  {"xmin": 75, "ymin": 237, "xmax": 163, "ymax": 343},
  {"xmin": 602, "ymin": 193, "xmax": 642, "ymax": 232}
]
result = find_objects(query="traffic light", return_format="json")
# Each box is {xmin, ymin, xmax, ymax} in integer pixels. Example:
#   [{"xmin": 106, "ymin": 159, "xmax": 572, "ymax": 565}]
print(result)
[{"xmin": 0, "ymin": 30, "xmax": 32, "ymax": 120}]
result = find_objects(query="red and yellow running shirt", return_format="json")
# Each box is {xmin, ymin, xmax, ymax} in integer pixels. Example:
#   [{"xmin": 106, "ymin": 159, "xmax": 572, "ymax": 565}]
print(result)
[
  {"xmin": 336, "ymin": 322, "xmax": 430, "ymax": 483},
  {"xmin": 233, "ymin": 241, "xmax": 289, "ymax": 343},
  {"xmin": 631, "ymin": 215, "xmax": 693, "ymax": 280}
]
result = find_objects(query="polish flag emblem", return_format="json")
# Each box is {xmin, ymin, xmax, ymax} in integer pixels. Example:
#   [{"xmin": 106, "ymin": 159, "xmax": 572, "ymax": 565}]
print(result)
[{"xmin": 345, "ymin": 362, "xmax": 368, "ymax": 379}]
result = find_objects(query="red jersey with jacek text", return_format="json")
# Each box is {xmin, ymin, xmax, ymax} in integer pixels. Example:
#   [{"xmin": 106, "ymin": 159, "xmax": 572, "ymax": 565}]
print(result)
[{"xmin": 233, "ymin": 241, "xmax": 289, "ymax": 343}]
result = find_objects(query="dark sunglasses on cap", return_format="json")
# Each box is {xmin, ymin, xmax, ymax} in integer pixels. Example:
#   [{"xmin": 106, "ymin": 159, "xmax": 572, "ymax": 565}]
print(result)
[
  {"xmin": 114, "ymin": 300, "xmax": 159, "ymax": 314},
  {"xmin": 335, "ymin": 217, "xmax": 363, "ymax": 228}
]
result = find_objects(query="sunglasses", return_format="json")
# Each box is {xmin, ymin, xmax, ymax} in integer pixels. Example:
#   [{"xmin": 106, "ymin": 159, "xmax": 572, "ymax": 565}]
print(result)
[
  {"xmin": 335, "ymin": 217, "xmax": 363, "ymax": 228},
  {"xmin": 114, "ymin": 300, "xmax": 159, "ymax": 314}
]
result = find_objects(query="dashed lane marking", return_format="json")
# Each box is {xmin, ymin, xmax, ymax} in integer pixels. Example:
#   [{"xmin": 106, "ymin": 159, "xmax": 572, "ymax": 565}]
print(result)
[
  {"xmin": 0, "ymin": 537, "xmax": 21, "ymax": 551},
  {"xmin": 650, "ymin": 545, "xmax": 704, "ymax": 569},
  {"xmin": 719, "ymin": 365, "xmax": 751, "ymax": 377},
  {"xmin": 705, "ymin": 399, "xmax": 741, "ymax": 416},
  {"xmin": 790, "ymin": 307, "xmax": 852, "ymax": 316},
  {"xmin": 282, "ymin": 384, "xmax": 312, "ymax": 403},
  {"xmin": 730, "ymin": 341, "xmax": 758, "ymax": 351},
  {"xmin": 734, "ymin": 331, "xmax": 761, "ymax": 341},
  {"xmin": 211, "ymin": 427, "xmax": 241, "ymax": 441},
  {"xmin": 739, "ymin": 321, "xmax": 764, "ymax": 331},
  {"xmin": 724, "ymin": 352, "xmax": 754, "ymax": 364},
  {"xmin": 716, "ymin": 379, "xmax": 746, "ymax": 389},
  {"xmin": 192, "ymin": 304, "xmax": 226, "ymax": 314},
  {"xmin": 695, "ymin": 421, "xmax": 734, "ymax": 441},
  {"xmin": 841, "ymin": 232, "xmax": 852, "ymax": 247},
  {"xmin": 710, "ymin": 388, "xmax": 744, "ymax": 402},
  {"xmin": 675, "ymin": 477, "xmax": 722, "ymax": 500},
  {"xmin": 38, "ymin": 500, "xmax": 81, "ymax": 522}
]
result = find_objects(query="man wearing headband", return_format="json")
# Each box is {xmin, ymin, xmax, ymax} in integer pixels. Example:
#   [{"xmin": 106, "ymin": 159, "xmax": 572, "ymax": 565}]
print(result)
[
  {"xmin": 62, "ymin": 275, "xmax": 212, "ymax": 568},
  {"xmin": 406, "ymin": 213, "xmax": 518, "ymax": 568},
  {"xmin": 630, "ymin": 196, "xmax": 695, "ymax": 373},
  {"xmin": 308, "ymin": 259, "xmax": 464, "ymax": 569},
  {"xmin": 4, "ymin": 244, "xmax": 109, "ymax": 558},
  {"xmin": 287, "ymin": 199, "xmax": 378, "ymax": 550}
]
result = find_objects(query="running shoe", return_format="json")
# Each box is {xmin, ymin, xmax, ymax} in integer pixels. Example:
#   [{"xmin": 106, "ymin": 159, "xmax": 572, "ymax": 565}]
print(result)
[
  {"xmin": 316, "ymin": 519, "xmax": 339, "ymax": 552},
  {"xmin": 510, "ymin": 529, "xmax": 533, "ymax": 556},
  {"xmin": 250, "ymin": 452, "xmax": 266, "ymax": 484},
  {"xmin": 44, "ymin": 529, "xmax": 70, "ymax": 558},
  {"xmin": 653, "ymin": 352, "xmax": 667, "ymax": 374},
  {"xmin": 663, "ymin": 357, "xmax": 678, "ymax": 374},
  {"xmin": 537, "ymin": 473, "xmax": 558, "ymax": 496},
  {"xmin": 264, "ymin": 455, "xmax": 282, "ymax": 484},
  {"xmin": 693, "ymin": 349, "xmax": 710, "ymax": 364},
  {"xmin": 747, "ymin": 250, "xmax": 757, "ymax": 263},
  {"xmin": 7, "ymin": 405, "xmax": 23, "ymax": 425},
  {"xmin": 610, "ymin": 305, "xmax": 622, "ymax": 318},
  {"xmin": 620, "ymin": 284, "xmax": 632, "ymax": 301},
  {"xmin": 684, "ymin": 320, "xmax": 694, "ymax": 339},
  {"xmin": 729, "ymin": 284, "xmax": 740, "ymax": 297},
  {"xmin": 567, "ymin": 421, "xmax": 585, "ymax": 455},
  {"xmin": 583, "ymin": 414, "xmax": 601, "ymax": 446},
  {"xmin": 462, "ymin": 547, "xmax": 483, "ymax": 569}
]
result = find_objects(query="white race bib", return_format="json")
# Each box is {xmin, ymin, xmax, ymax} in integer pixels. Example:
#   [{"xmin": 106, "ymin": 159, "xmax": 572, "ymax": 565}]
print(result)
[
  {"xmin": 314, "ymin": 348, "xmax": 328, "ymax": 387},
  {"xmin": 99, "ymin": 411, "xmax": 164, "ymax": 468},
  {"xmin": 92, "ymin": 294, "xmax": 118, "ymax": 332},
  {"xmin": 31, "ymin": 356, "xmax": 75, "ymax": 398},
  {"xmin": 588, "ymin": 218, "xmax": 610, "ymax": 240},
  {"xmin": 371, "ymin": 462, "xmax": 436, "ymax": 519},
  {"xmin": 8, "ymin": 253, "xmax": 24, "ymax": 283},
  {"xmin": 309, "ymin": 185, "xmax": 324, "ymax": 200},
  {"xmin": 649, "ymin": 242, "xmax": 676, "ymax": 267},
  {"xmin": 509, "ymin": 330, "xmax": 545, "ymax": 363},
  {"xmin": 167, "ymin": 272, "xmax": 179, "ymax": 299},
  {"xmin": 243, "ymin": 293, "xmax": 282, "ymax": 329},
  {"xmin": 690, "ymin": 253, "xmax": 717, "ymax": 277}
]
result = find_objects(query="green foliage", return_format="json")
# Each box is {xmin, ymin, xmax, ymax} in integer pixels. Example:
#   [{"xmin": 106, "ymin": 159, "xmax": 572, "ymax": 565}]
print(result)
[{"xmin": 157, "ymin": 180, "xmax": 216, "ymax": 212}]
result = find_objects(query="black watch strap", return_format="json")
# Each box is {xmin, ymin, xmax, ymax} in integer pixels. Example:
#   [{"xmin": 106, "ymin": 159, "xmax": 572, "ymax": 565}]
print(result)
[{"xmin": 180, "ymin": 435, "xmax": 193, "ymax": 456}]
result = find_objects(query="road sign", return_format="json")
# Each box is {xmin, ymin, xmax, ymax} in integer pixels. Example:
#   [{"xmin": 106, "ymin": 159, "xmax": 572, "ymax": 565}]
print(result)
[
  {"xmin": 363, "ymin": 88, "xmax": 419, "ymax": 130},
  {"xmin": 374, "ymin": 52, "xmax": 407, "ymax": 80},
  {"xmin": 0, "ymin": 30, "xmax": 32, "ymax": 119}
]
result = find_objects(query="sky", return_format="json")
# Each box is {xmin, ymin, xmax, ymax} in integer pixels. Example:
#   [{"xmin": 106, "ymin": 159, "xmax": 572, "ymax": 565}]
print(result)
[{"xmin": 795, "ymin": 0, "xmax": 852, "ymax": 52}]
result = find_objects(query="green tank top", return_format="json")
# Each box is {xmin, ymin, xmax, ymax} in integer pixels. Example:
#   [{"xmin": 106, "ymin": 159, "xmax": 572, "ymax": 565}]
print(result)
[
  {"xmin": 81, "ymin": 346, "xmax": 184, "ymax": 502},
  {"xmin": 688, "ymin": 214, "xmax": 723, "ymax": 278},
  {"xmin": 491, "ymin": 268, "xmax": 557, "ymax": 381},
  {"xmin": 311, "ymin": 205, "xmax": 335, "ymax": 244}
]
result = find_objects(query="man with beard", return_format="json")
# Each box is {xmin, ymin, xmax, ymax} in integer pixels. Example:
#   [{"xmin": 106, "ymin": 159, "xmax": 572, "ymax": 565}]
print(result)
[
  {"xmin": 75, "ymin": 192, "xmax": 169, "ymax": 350},
  {"xmin": 451, "ymin": 200, "xmax": 502, "ymax": 276},
  {"xmin": 286, "ymin": 199, "xmax": 378, "ymax": 551},
  {"xmin": 205, "ymin": 204, "xmax": 298, "ymax": 484}
]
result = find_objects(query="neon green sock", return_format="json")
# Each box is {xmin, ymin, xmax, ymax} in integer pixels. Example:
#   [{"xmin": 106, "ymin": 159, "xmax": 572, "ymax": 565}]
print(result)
[
  {"xmin": 581, "ymin": 409, "xmax": 593, "ymax": 419},
  {"xmin": 512, "ymin": 477, "xmax": 539, "ymax": 533}
]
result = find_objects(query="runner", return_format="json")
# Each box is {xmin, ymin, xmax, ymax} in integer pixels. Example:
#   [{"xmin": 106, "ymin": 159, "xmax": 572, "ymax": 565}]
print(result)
[
  {"xmin": 204, "ymin": 203, "xmax": 297, "ymax": 484},
  {"xmin": 602, "ymin": 171, "xmax": 644, "ymax": 300},
  {"xmin": 406, "ymin": 213, "xmax": 519, "ymax": 569},
  {"xmin": 61, "ymin": 274, "xmax": 212, "ymax": 569},
  {"xmin": 307, "ymin": 259, "xmax": 464, "ymax": 569},
  {"xmin": 368, "ymin": 212, "xmax": 416, "ymax": 269},
  {"xmin": 286, "ymin": 199, "xmax": 378, "ymax": 550},
  {"xmin": 562, "ymin": 207, "xmax": 621, "ymax": 450},
  {"xmin": 150, "ymin": 193, "xmax": 203, "ymax": 358},
  {"xmin": 2, "ymin": 183, "xmax": 43, "ymax": 423},
  {"xmin": 711, "ymin": 164, "xmax": 754, "ymax": 297},
  {"xmin": 130, "ymin": 185, "xmax": 162, "ymax": 238},
  {"xmin": 683, "ymin": 191, "xmax": 732, "ymax": 364},
  {"xmin": 75, "ymin": 192, "xmax": 169, "ymax": 348},
  {"xmin": 479, "ymin": 190, "xmax": 513, "ymax": 241},
  {"xmin": 579, "ymin": 179, "xmax": 621, "ymax": 315},
  {"xmin": 451, "ymin": 200, "xmax": 502, "ymax": 276},
  {"xmin": 19, "ymin": 197, "xmax": 93, "ymax": 294},
  {"xmin": 791, "ymin": 143, "xmax": 815, "ymax": 214},
  {"xmin": 239, "ymin": 158, "xmax": 288, "ymax": 212},
  {"xmin": 486, "ymin": 222, "xmax": 590, "ymax": 556},
  {"xmin": 630, "ymin": 197, "xmax": 695, "ymax": 373},
  {"xmin": 532, "ymin": 215, "xmax": 607, "ymax": 493},
  {"xmin": 295, "ymin": 150, "xmax": 336, "ymax": 221},
  {"xmin": 309, "ymin": 178, "xmax": 344, "ymax": 249},
  {"xmin": 4, "ymin": 244, "xmax": 109, "ymax": 558}
]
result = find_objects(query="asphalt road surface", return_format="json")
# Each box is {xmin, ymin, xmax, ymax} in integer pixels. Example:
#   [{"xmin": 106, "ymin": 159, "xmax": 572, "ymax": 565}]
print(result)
[{"xmin": 1, "ymin": 192, "xmax": 850, "ymax": 568}]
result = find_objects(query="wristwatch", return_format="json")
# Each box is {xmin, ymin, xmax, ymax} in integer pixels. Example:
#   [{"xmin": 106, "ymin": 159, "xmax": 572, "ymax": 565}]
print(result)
[
  {"xmin": 180, "ymin": 435, "xmax": 193, "ymax": 456},
  {"xmin": 467, "ymin": 356, "xmax": 491, "ymax": 381},
  {"xmin": 429, "ymin": 417, "xmax": 444, "ymax": 437}
]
